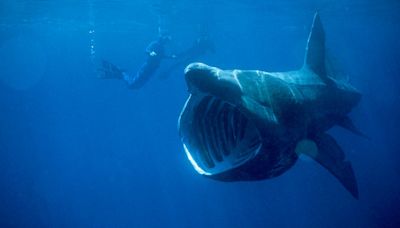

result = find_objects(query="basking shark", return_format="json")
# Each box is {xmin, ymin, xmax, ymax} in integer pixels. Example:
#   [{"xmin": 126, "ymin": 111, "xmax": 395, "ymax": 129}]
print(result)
[{"xmin": 178, "ymin": 13, "xmax": 363, "ymax": 198}]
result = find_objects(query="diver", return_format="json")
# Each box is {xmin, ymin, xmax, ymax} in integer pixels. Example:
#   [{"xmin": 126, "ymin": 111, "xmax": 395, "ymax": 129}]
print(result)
[
  {"xmin": 159, "ymin": 34, "xmax": 215, "ymax": 80},
  {"xmin": 99, "ymin": 33, "xmax": 176, "ymax": 89}
]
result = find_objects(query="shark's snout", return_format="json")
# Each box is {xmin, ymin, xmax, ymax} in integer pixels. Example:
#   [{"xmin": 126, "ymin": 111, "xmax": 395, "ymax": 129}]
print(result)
[
  {"xmin": 184, "ymin": 63, "xmax": 216, "ymax": 92},
  {"xmin": 184, "ymin": 63, "xmax": 242, "ymax": 99}
]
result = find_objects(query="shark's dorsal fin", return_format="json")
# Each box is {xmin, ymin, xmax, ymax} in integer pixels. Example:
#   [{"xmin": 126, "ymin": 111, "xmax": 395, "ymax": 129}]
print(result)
[{"xmin": 303, "ymin": 12, "xmax": 328, "ymax": 80}]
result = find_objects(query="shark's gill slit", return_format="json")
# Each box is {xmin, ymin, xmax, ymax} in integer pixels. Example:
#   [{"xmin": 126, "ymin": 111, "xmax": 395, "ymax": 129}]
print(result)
[
  {"xmin": 195, "ymin": 96, "xmax": 214, "ymax": 168},
  {"xmin": 208, "ymin": 98, "xmax": 223, "ymax": 162},
  {"xmin": 238, "ymin": 112, "xmax": 248, "ymax": 141},
  {"xmin": 221, "ymin": 106, "xmax": 231, "ymax": 154},
  {"xmin": 189, "ymin": 96, "xmax": 262, "ymax": 173},
  {"xmin": 226, "ymin": 106, "xmax": 235, "ymax": 149},
  {"xmin": 218, "ymin": 105, "xmax": 230, "ymax": 156}
]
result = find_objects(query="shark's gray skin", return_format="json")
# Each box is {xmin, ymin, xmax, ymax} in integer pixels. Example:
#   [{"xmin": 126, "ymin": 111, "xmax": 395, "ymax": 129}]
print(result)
[{"xmin": 178, "ymin": 13, "xmax": 363, "ymax": 198}]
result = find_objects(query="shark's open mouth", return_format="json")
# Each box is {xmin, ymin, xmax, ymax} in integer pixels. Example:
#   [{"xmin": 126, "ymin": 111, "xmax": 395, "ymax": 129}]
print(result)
[{"xmin": 179, "ymin": 95, "xmax": 262, "ymax": 175}]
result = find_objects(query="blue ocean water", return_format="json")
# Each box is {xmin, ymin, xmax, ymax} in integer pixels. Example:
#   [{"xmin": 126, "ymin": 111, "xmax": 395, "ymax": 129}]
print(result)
[{"xmin": 0, "ymin": 0, "xmax": 399, "ymax": 227}]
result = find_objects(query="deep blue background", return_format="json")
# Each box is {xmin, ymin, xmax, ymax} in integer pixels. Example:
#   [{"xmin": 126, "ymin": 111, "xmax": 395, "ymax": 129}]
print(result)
[{"xmin": 0, "ymin": 0, "xmax": 399, "ymax": 227}]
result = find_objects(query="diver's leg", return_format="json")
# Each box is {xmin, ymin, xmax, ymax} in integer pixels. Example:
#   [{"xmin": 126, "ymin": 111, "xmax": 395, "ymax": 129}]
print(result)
[{"xmin": 124, "ymin": 62, "xmax": 155, "ymax": 89}]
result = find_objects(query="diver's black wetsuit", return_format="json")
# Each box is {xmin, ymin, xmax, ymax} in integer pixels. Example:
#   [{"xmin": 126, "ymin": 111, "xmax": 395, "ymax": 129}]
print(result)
[{"xmin": 123, "ymin": 36, "xmax": 174, "ymax": 89}]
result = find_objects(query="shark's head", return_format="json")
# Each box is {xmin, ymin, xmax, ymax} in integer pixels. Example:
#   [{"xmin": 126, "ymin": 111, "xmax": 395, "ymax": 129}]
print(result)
[
  {"xmin": 177, "ymin": 13, "xmax": 361, "ymax": 198},
  {"xmin": 179, "ymin": 63, "xmax": 264, "ymax": 176}
]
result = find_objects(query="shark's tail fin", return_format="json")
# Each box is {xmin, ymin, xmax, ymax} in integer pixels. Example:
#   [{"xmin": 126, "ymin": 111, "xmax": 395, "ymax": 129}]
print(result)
[{"xmin": 303, "ymin": 12, "xmax": 331, "ymax": 84}]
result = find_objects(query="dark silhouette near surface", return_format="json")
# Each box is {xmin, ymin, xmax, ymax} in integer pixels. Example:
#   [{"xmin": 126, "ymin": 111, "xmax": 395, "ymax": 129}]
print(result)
[
  {"xmin": 159, "ymin": 35, "xmax": 215, "ymax": 80},
  {"xmin": 99, "ymin": 34, "xmax": 175, "ymax": 89}
]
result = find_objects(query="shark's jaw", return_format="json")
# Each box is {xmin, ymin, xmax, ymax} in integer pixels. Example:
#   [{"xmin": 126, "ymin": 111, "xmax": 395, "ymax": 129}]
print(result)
[{"xmin": 178, "ymin": 93, "xmax": 262, "ymax": 176}]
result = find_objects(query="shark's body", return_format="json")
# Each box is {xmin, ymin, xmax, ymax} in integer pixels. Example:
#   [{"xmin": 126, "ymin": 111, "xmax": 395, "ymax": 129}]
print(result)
[{"xmin": 178, "ymin": 13, "xmax": 363, "ymax": 198}]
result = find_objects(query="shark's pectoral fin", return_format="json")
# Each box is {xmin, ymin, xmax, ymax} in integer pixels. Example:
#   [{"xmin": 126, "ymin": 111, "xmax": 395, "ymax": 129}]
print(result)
[
  {"xmin": 295, "ymin": 134, "xmax": 359, "ymax": 199},
  {"xmin": 338, "ymin": 116, "xmax": 370, "ymax": 139}
]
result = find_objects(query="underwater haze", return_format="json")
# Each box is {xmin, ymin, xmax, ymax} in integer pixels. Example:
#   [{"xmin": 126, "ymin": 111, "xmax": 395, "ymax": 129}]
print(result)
[{"xmin": 0, "ymin": 0, "xmax": 400, "ymax": 227}]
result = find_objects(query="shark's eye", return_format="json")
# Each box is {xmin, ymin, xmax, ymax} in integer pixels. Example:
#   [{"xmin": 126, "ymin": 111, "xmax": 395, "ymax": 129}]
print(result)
[{"xmin": 179, "ymin": 96, "xmax": 262, "ymax": 175}]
